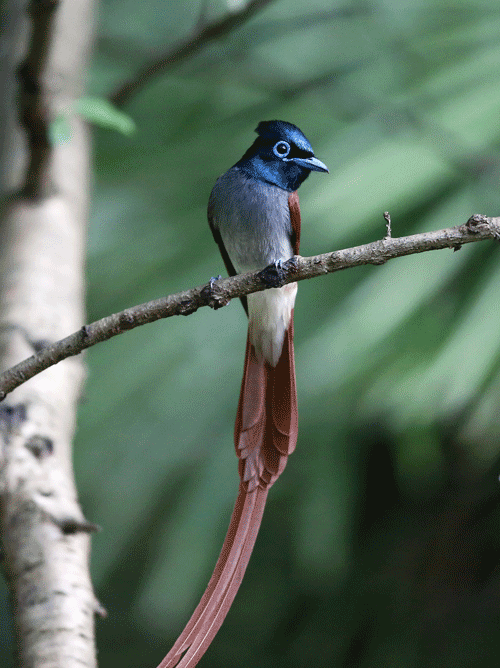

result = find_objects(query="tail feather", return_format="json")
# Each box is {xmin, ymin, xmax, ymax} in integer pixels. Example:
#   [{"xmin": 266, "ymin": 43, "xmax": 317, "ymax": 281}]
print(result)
[
  {"xmin": 236, "ymin": 320, "xmax": 297, "ymax": 491},
  {"xmin": 171, "ymin": 487, "xmax": 268, "ymax": 668},
  {"xmin": 156, "ymin": 488, "xmax": 259, "ymax": 668},
  {"xmin": 270, "ymin": 320, "xmax": 298, "ymax": 457},
  {"xmin": 234, "ymin": 336, "xmax": 266, "ymax": 487},
  {"xmin": 157, "ymin": 318, "xmax": 297, "ymax": 668}
]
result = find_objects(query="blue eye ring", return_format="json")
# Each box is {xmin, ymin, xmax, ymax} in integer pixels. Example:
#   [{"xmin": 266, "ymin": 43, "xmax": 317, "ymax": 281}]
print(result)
[{"xmin": 273, "ymin": 141, "xmax": 290, "ymax": 158}]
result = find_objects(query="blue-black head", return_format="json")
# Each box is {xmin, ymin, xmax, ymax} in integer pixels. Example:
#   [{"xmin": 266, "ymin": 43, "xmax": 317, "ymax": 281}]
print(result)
[{"xmin": 235, "ymin": 120, "xmax": 328, "ymax": 192}]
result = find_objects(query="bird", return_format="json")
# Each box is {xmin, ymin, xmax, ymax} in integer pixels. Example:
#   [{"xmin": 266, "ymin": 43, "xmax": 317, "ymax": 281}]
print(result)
[{"xmin": 157, "ymin": 120, "xmax": 328, "ymax": 668}]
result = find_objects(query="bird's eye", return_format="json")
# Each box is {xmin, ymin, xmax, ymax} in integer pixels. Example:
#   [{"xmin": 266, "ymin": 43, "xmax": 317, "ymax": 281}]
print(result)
[{"xmin": 273, "ymin": 141, "xmax": 290, "ymax": 158}]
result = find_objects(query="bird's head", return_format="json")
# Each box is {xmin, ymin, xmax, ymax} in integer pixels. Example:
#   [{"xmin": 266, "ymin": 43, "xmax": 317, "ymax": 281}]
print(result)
[{"xmin": 235, "ymin": 120, "xmax": 328, "ymax": 192}]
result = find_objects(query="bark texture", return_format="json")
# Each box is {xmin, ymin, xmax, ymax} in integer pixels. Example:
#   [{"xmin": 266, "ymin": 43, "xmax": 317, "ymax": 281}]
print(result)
[{"xmin": 0, "ymin": 1, "xmax": 96, "ymax": 667}]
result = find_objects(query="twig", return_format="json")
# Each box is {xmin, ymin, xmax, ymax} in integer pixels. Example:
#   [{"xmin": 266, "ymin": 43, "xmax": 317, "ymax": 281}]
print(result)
[
  {"xmin": 0, "ymin": 214, "xmax": 497, "ymax": 401},
  {"xmin": 110, "ymin": 0, "xmax": 276, "ymax": 107},
  {"xmin": 384, "ymin": 211, "xmax": 392, "ymax": 238}
]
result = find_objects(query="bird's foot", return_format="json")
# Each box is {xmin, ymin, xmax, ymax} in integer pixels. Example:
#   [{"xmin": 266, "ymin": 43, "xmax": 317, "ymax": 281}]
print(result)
[
  {"xmin": 202, "ymin": 274, "xmax": 230, "ymax": 310},
  {"xmin": 259, "ymin": 257, "xmax": 299, "ymax": 288},
  {"xmin": 259, "ymin": 259, "xmax": 287, "ymax": 288}
]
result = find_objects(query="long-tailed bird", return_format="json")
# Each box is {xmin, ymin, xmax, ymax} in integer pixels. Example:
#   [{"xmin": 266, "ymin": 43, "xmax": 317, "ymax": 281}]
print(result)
[{"xmin": 157, "ymin": 120, "xmax": 328, "ymax": 668}]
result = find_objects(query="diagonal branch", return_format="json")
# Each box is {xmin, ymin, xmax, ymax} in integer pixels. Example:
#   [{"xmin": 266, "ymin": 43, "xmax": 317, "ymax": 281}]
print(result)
[
  {"xmin": 110, "ymin": 0, "xmax": 276, "ymax": 107},
  {"xmin": 0, "ymin": 213, "xmax": 498, "ymax": 401}
]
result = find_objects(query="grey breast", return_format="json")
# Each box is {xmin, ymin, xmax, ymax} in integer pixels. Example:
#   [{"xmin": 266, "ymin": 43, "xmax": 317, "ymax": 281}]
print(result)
[{"xmin": 208, "ymin": 167, "xmax": 293, "ymax": 274}]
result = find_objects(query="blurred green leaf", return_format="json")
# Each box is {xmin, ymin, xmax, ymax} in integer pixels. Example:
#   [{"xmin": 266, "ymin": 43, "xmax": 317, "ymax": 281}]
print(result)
[{"xmin": 76, "ymin": 96, "xmax": 136, "ymax": 135}]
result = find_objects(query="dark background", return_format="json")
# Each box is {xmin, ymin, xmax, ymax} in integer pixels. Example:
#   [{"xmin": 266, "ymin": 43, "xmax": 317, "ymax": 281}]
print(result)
[{"xmin": 4, "ymin": 1, "xmax": 500, "ymax": 666}]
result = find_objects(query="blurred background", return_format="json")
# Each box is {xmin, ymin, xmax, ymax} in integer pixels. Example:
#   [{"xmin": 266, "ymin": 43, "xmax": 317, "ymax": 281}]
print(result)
[{"xmin": 4, "ymin": 0, "xmax": 500, "ymax": 666}]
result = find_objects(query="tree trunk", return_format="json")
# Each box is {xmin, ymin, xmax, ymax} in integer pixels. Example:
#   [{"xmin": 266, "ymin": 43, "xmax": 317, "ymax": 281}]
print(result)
[{"xmin": 0, "ymin": 1, "xmax": 97, "ymax": 666}]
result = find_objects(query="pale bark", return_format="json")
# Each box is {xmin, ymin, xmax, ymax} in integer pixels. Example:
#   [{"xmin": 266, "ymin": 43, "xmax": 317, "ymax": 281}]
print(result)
[{"xmin": 0, "ymin": 1, "xmax": 97, "ymax": 667}]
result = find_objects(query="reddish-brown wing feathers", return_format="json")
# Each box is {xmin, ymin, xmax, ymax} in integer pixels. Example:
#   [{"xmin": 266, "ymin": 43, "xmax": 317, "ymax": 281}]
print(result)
[
  {"xmin": 288, "ymin": 190, "xmax": 301, "ymax": 254},
  {"xmin": 156, "ymin": 192, "xmax": 301, "ymax": 668}
]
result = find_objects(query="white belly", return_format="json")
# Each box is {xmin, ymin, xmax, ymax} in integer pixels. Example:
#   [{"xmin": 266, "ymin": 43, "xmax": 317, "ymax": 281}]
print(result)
[
  {"xmin": 208, "ymin": 167, "xmax": 297, "ymax": 366},
  {"xmin": 247, "ymin": 282, "xmax": 297, "ymax": 366}
]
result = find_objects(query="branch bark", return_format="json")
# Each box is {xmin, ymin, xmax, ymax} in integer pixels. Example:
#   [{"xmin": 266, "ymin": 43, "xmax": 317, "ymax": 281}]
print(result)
[
  {"xmin": 0, "ymin": 1, "xmax": 97, "ymax": 667},
  {"xmin": 0, "ymin": 214, "xmax": 497, "ymax": 403},
  {"xmin": 110, "ymin": 0, "xmax": 276, "ymax": 107}
]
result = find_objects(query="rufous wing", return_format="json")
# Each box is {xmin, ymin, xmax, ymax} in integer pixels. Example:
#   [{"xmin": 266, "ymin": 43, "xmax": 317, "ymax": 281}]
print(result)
[{"xmin": 288, "ymin": 190, "xmax": 301, "ymax": 254}]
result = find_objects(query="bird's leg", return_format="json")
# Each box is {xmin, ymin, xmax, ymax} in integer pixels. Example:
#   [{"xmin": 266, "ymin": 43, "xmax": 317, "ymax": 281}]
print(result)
[
  {"xmin": 202, "ymin": 274, "xmax": 230, "ymax": 310},
  {"xmin": 259, "ymin": 259, "xmax": 287, "ymax": 288}
]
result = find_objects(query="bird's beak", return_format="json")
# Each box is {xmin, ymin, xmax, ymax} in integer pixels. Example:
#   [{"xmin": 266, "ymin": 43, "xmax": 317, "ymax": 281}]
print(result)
[{"xmin": 292, "ymin": 156, "xmax": 329, "ymax": 173}]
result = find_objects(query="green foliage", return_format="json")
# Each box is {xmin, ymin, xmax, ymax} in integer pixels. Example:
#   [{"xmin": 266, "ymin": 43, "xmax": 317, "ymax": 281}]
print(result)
[
  {"xmin": 48, "ymin": 0, "xmax": 500, "ymax": 666},
  {"xmin": 49, "ymin": 98, "xmax": 135, "ymax": 146},
  {"xmin": 76, "ymin": 96, "xmax": 136, "ymax": 134}
]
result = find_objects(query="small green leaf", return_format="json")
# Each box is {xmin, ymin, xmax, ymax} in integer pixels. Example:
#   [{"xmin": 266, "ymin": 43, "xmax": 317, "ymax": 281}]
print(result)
[
  {"xmin": 76, "ymin": 96, "xmax": 136, "ymax": 135},
  {"xmin": 49, "ymin": 114, "xmax": 72, "ymax": 145}
]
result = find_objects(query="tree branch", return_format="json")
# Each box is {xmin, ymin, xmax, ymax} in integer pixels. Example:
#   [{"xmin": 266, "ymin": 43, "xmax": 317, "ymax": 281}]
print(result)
[
  {"xmin": 110, "ymin": 0, "xmax": 276, "ymax": 107},
  {"xmin": 17, "ymin": 0, "xmax": 59, "ymax": 198},
  {"xmin": 0, "ymin": 214, "xmax": 497, "ymax": 401}
]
